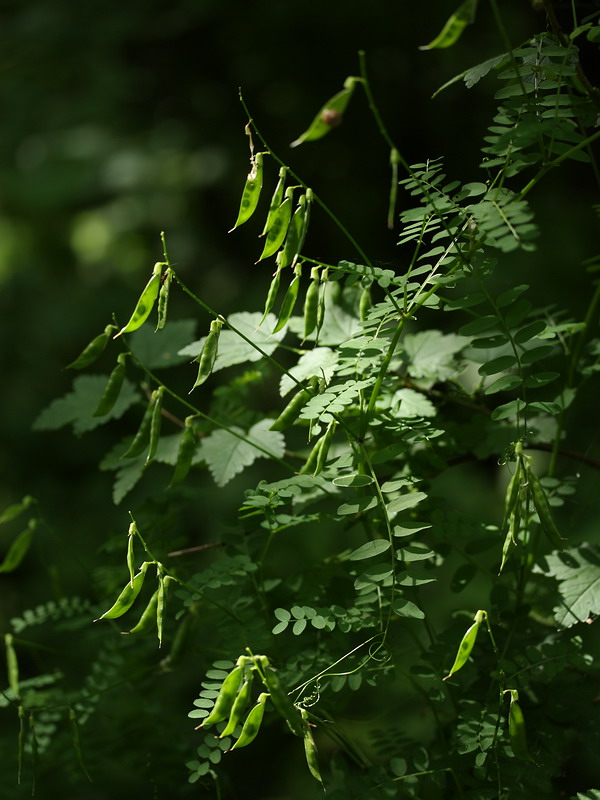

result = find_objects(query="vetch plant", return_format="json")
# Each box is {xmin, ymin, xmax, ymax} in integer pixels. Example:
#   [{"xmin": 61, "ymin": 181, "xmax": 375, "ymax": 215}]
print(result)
[{"xmin": 4, "ymin": 2, "xmax": 600, "ymax": 798}]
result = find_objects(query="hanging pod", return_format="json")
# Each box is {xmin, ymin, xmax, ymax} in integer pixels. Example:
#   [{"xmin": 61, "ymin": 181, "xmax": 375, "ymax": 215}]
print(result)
[
  {"xmin": 277, "ymin": 194, "xmax": 307, "ymax": 270},
  {"xmin": 527, "ymin": 467, "xmax": 565, "ymax": 549},
  {"xmin": 219, "ymin": 675, "xmax": 254, "ymax": 738},
  {"xmin": 95, "ymin": 562, "xmax": 151, "ymax": 621},
  {"xmin": 114, "ymin": 262, "xmax": 164, "ymax": 338},
  {"xmin": 93, "ymin": 353, "xmax": 128, "ymax": 417},
  {"xmin": 443, "ymin": 609, "xmax": 486, "ymax": 680},
  {"xmin": 156, "ymin": 267, "xmax": 173, "ymax": 331},
  {"xmin": 198, "ymin": 662, "xmax": 246, "ymax": 728},
  {"xmin": 290, "ymin": 77, "xmax": 358, "ymax": 147},
  {"xmin": 229, "ymin": 693, "xmax": 269, "ymax": 751},
  {"xmin": 259, "ymin": 267, "xmax": 283, "ymax": 326},
  {"xmin": 190, "ymin": 318, "xmax": 223, "ymax": 391},
  {"xmin": 270, "ymin": 378, "xmax": 318, "ymax": 432},
  {"xmin": 260, "ymin": 658, "xmax": 304, "ymax": 738},
  {"xmin": 419, "ymin": 0, "xmax": 479, "ymax": 51},
  {"xmin": 504, "ymin": 689, "xmax": 535, "ymax": 762},
  {"xmin": 272, "ymin": 262, "xmax": 302, "ymax": 334},
  {"xmin": 256, "ymin": 187, "xmax": 294, "ymax": 262},
  {"xmin": 303, "ymin": 267, "xmax": 321, "ymax": 340},
  {"xmin": 67, "ymin": 324, "xmax": 117, "ymax": 370},
  {"xmin": 169, "ymin": 417, "xmax": 198, "ymax": 487},
  {"xmin": 121, "ymin": 387, "xmax": 164, "ymax": 461},
  {"xmin": 260, "ymin": 166, "xmax": 288, "ymax": 236},
  {"xmin": 229, "ymin": 151, "xmax": 265, "ymax": 232},
  {"xmin": 301, "ymin": 709, "xmax": 323, "ymax": 784}
]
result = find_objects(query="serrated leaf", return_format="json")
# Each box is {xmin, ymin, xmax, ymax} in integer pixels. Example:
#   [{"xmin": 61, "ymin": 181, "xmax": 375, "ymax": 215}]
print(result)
[
  {"xmin": 403, "ymin": 330, "xmax": 469, "ymax": 381},
  {"xmin": 33, "ymin": 376, "xmax": 140, "ymax": 435},
  {"xmin": 543, "ymin": 545, "xmax": 600, "ymax": 627},
  {"xmin": 392, "ymin": 388, "xmax": 436, "ymax": 418},
  {"xmin": 129, "ymin": 319, "xmax": 197, "ymax": 369},
  {"xmin": 199, "ymin": 419, "xmax": 285, "ymax": 487},
  {"xmin": 279, "ymin": 347, "xmax": 338, "ymax": 397},
  {"xmin": 348, "ymin": 540, "xmax": 391, "ymax": 561},
  {"xmin": 179, "ymin": 313, "xmax": 285, "ymax": 372}
]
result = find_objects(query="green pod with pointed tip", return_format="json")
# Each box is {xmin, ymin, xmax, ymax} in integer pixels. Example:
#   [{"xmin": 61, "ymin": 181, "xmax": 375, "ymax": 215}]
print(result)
[
  {"xmin": 506, "ymin": 690, "xmax": 534, "ymax": 762},
  {"xmin": 220, "ymin": 676, "xmax": 254, "ymax": 738},
  {"xmin": 156, "ymin": 268, "xmax": 173, "ymax": 331},
  {"xmin": 191, "ymin": 319, "xmax": 223, "ymax": 391},
  {"xmin": 169, "ymin": 419, "xmax": 198, "ymax": 487},
  {"xmin": 114, "ymin": 262, "xmax": 163, "ymax": 338},
  {"xmin": 443, "ymin": 609, "xmax": 486, "ymax": 680},
  {"xmin": 261, "ymin": 664, "xmax": 304, "ymax": 737},
  {"xmin": 229, "ymin": 693, "xmax": 268, "ymax": 750},
  {"xmin": 93, "ymin": 354, "xmax": 127, "ymax": 417},
  {"xmin": 229, "ymin": 152, "xmax": 265, "ymax": 231},
  {"xmin": 96, "ymin": 563, "xmax": 150, "ymax": 621},
  {"xmin": 272, "ymin": 264, "xmax": 302, "ymax": 334},
  {"xmin": 126, "ymin": 586, "xmax": 159, "ymax": 636},
  {"xmin": 67, "ymin": 324, "xmax": 117, "ymax": 369},
  {"xmin": 200, "ymin": 665, "xmax": 245, "ymax": 728},
  {"xmin": 257, "ymin": 188, "xmax": 293, "ymax": 262},
  {"xmin": 527, "ymin": 468, "xmax": 564, "ymax": 548},
  {"xmin": 260, "ymin": 167, "xmax": 288, "ymax": 237}
]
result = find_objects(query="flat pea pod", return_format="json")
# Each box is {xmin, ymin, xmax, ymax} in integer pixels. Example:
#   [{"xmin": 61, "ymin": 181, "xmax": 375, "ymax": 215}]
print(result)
[
  {"xmin": 303, "ymin": 267, "xmax": 321, "ymax": 340},
  {"xmin": 259, "ymin": 267, "xmax": 282, "ymax": 326},
  {"xmin": 229, "ymin": 152, "xmax": 265, "ymax": 232},
  {"xmin": 229, "ymin": 693, "xmax": 268, "ymax": 751},
  {"xmin": 272, "ymin": 263, "xmax": 302, "ymax": 334},
  {"xmin": 359, "ymin": 284, "xmax": 372, "ymax": 322},
  {"xmin": 257, "ymin": 187, "xmax": 294, "ymax": 262},
  {"xmin": 270, "ymin": 379, "xmax": 317, "ymax": 432},
  {"xmin": 146, "ymin": 386, "xmax": 164, "ymax": 465},
  {"xmin": 93, "ymin": 354, "xmax": 127, "ymax": 417},
  {"xmin": 124, "ymin": 585, "xmax": 159, "ymax": 636},
  {"xmin": 277, "ymin": 194, "xmax": 307, "ymax": 269},
  {"xmin": 5, "ymin": 633, "xmax": 20, "ymax": 698},
  {"xmin": 299, "ymin": 435, "xmax": 326, "ymax": 476},
  {"xmin": 315, "ymin": 268, "xmax": 329, "ymax": 338},
  {"xmin": 314, "ymin": 419, "xmax": 337, "ymax": 476},
  {"xmin": 504, "ymin": 689, "xmax": 534, "ymax": 762},
  {"xmin": 220, "ymin": 675, "xmax": 254, "ymax": 738},
  {"xmin": 190, "ymin": 319, "xmax": 223, "ymax": 391},
  {"xmin": 0, "ymin": 495, "xmax": 34, "ymax": 526},
  {"xmin": 300, "ymin": 708, "xmax": 323, "ymax": 784},
  {"xmin": 527, "ymin": 467, "xmax": 564, "ymax": 548},
  {"xmin": 502, "ymin": 459, "xmax": 522, "ymax": 531},
  {"xmin": 121, "ymin": 389, "xmax": 160, "ymax": 459},
  {"xmin": 126, "ymin": 524, "xmax": 136, "ymax": 585},
  {"xmin": 0, "ymin": 518, "xmax": 37, "ymax": 574},
  {"xmin": 169, "ymin": 418, "xmax": 198, "ymax": 487},
  {"xmin": 95, "ymin": 562, "xmax": 151, "ymax": 621},
  {"xmin": 67, "ymin": 324, "xmax": 117, "ymax": 369},
  {"xmin": 260, "ymin": 166, "xmax": 287, "ymax": 236},
  {"xmin": 156, "ymin": 267, "xmax": 173, "ymax": 331},
  {"xmin": 156, "ymin": 571, "xmax": 171, "ymax": 647},
  {"xmin": 114, "ymin": 262, "xmax": 164, "ymax": 339},
  {"xmin": 200, "ymin": 664, "xmax": 245, "ymax": 728},
  {"xmin": 261, "ymin": 661, "xmax": 304, "ymax": 738},
  {"xmin": 290, "ymin": 77, "xmax": 357, "ymax": 147},
  {"xmin": 443, "ymin": 609, "xmax": 486, "ymax": 680}
]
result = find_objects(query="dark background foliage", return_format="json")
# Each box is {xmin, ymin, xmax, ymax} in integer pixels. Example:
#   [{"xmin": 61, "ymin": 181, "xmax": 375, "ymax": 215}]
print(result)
[{"xmin": 1, "ymin": 1, "xmax": 599, "ymax": 797}]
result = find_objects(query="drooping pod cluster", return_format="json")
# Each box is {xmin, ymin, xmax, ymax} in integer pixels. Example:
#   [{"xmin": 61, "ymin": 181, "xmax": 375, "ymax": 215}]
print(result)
[
  {"xmin": 194, "ymin": 653, "xmax": 322, "ymax": 783},
  {"xmin": 499, "ymin": 440, "xmax": 565, "ymax": 573}
]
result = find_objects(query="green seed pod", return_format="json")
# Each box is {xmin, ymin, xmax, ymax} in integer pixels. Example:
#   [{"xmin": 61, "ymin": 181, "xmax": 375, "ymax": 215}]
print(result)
[
  {"xmin": 272, "ymin": 263, "xmax": 302, "ymax": 334},
  {"xmin": 229, "ymin": 693, "xmax": 268, "ymax": 751},
  {"xmin": 220, "ymin": 675, "xmax": 254, "ymax": 738},
  {"xmin": 261, "ymin": 661, "xmax": 304, "ymax": 738},
  {"xmin": 290, "ymin": 77, "xmax": 357, "ymax": 147},
  {"xmin": 114, "ymin": 262, "xmax": 163, "ymax": 338},
  {"xmin": 260, "ymin": 166, "xmax": 288, "ymax": 237},
  {"xmin": 146, "ymin": 387, "xmax": 164, "ymax": 465},
  {"xmin": 270, "ymin": 380, "xmax": 317, "ymax": 432},
  {"xmin": 156, "ymin": 268, "xmax": 173, "ymax": 331},
  {"xmin": 300, "ymin": 709, "xmax": 323, "ymax": 784},
  {"xmin": 121, "ymin": 389, "xmax": 162, "ymax": 460},
  {"xmin": 160, "ymin": 607, "xmax": 199, "ymax": 671},
  {"xmin": 229, "ymin": 152, "xmax": 265, "ymax": 232},
  {"xmin": 5, "ymin": 633, "xmax": 20, "ymax": 699},
  {"xmin": 126, "ymin": 525, "xmax": 136, "ymax": 586},
  {"xmin": 505, "ymin": 689, "xmax": 534, "ymax": 762},
  {"xmin": 527, "ymin": 468, "xmax": 564, "ymax": 548},
  {"xmin": 314, "ymin": 419, "xmax": 337, "ymax": 476},
  {"xmin": 0, "ymin": 518, "xmax": 37, "ymax": 574},
  {"xmin": 443, "ymin": 609, "xmax": 486, "ymax": 680},
  {"xmin": 259, "ymin": 268, "xmax": 283, "ymax": 326},
  {"xmin": 256, "ymin": 188, "xmax": 294, "ymax": 262},
  {"xmin": 277, "ymin": 195, "xmax": 306, "ymax": 269},
  {"xmin": 502, "ymin": 459, "xmax": 522, "ymax": 531},
  {"xmin": 299, "ymin": 435, "xmax": 326, "ymax": 476},
  {"xmin": 199, "ymin": 665, "xmax": 245, "ymax": 728},
  {"xmin": 67, "ymin": 324, "xmax": 117, "ymax": 369},
  {"xmin": 95, "ymin": 562, "xmax": 151, "ymax": 621},
  {"xmin": 359, "ymin": 285, "xmax": 372, "ymax": 322},
  {"xmin": 169, "ymin": 418, "xmax": 198, "ymax": 487},
  {"xmin": 191, "ymin": 319, "xmax": 223, "ymax": 391},
  {"xmin": 93, "ymin": 354, "xmax": 127, "ymax": 417},
  {"xmin": 303, "ymin": 267, "xmax": 321, "ymax": 340},
  {"xmin": 125, "ymin": 586, "xmax": 159, "ymax": 636}
]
